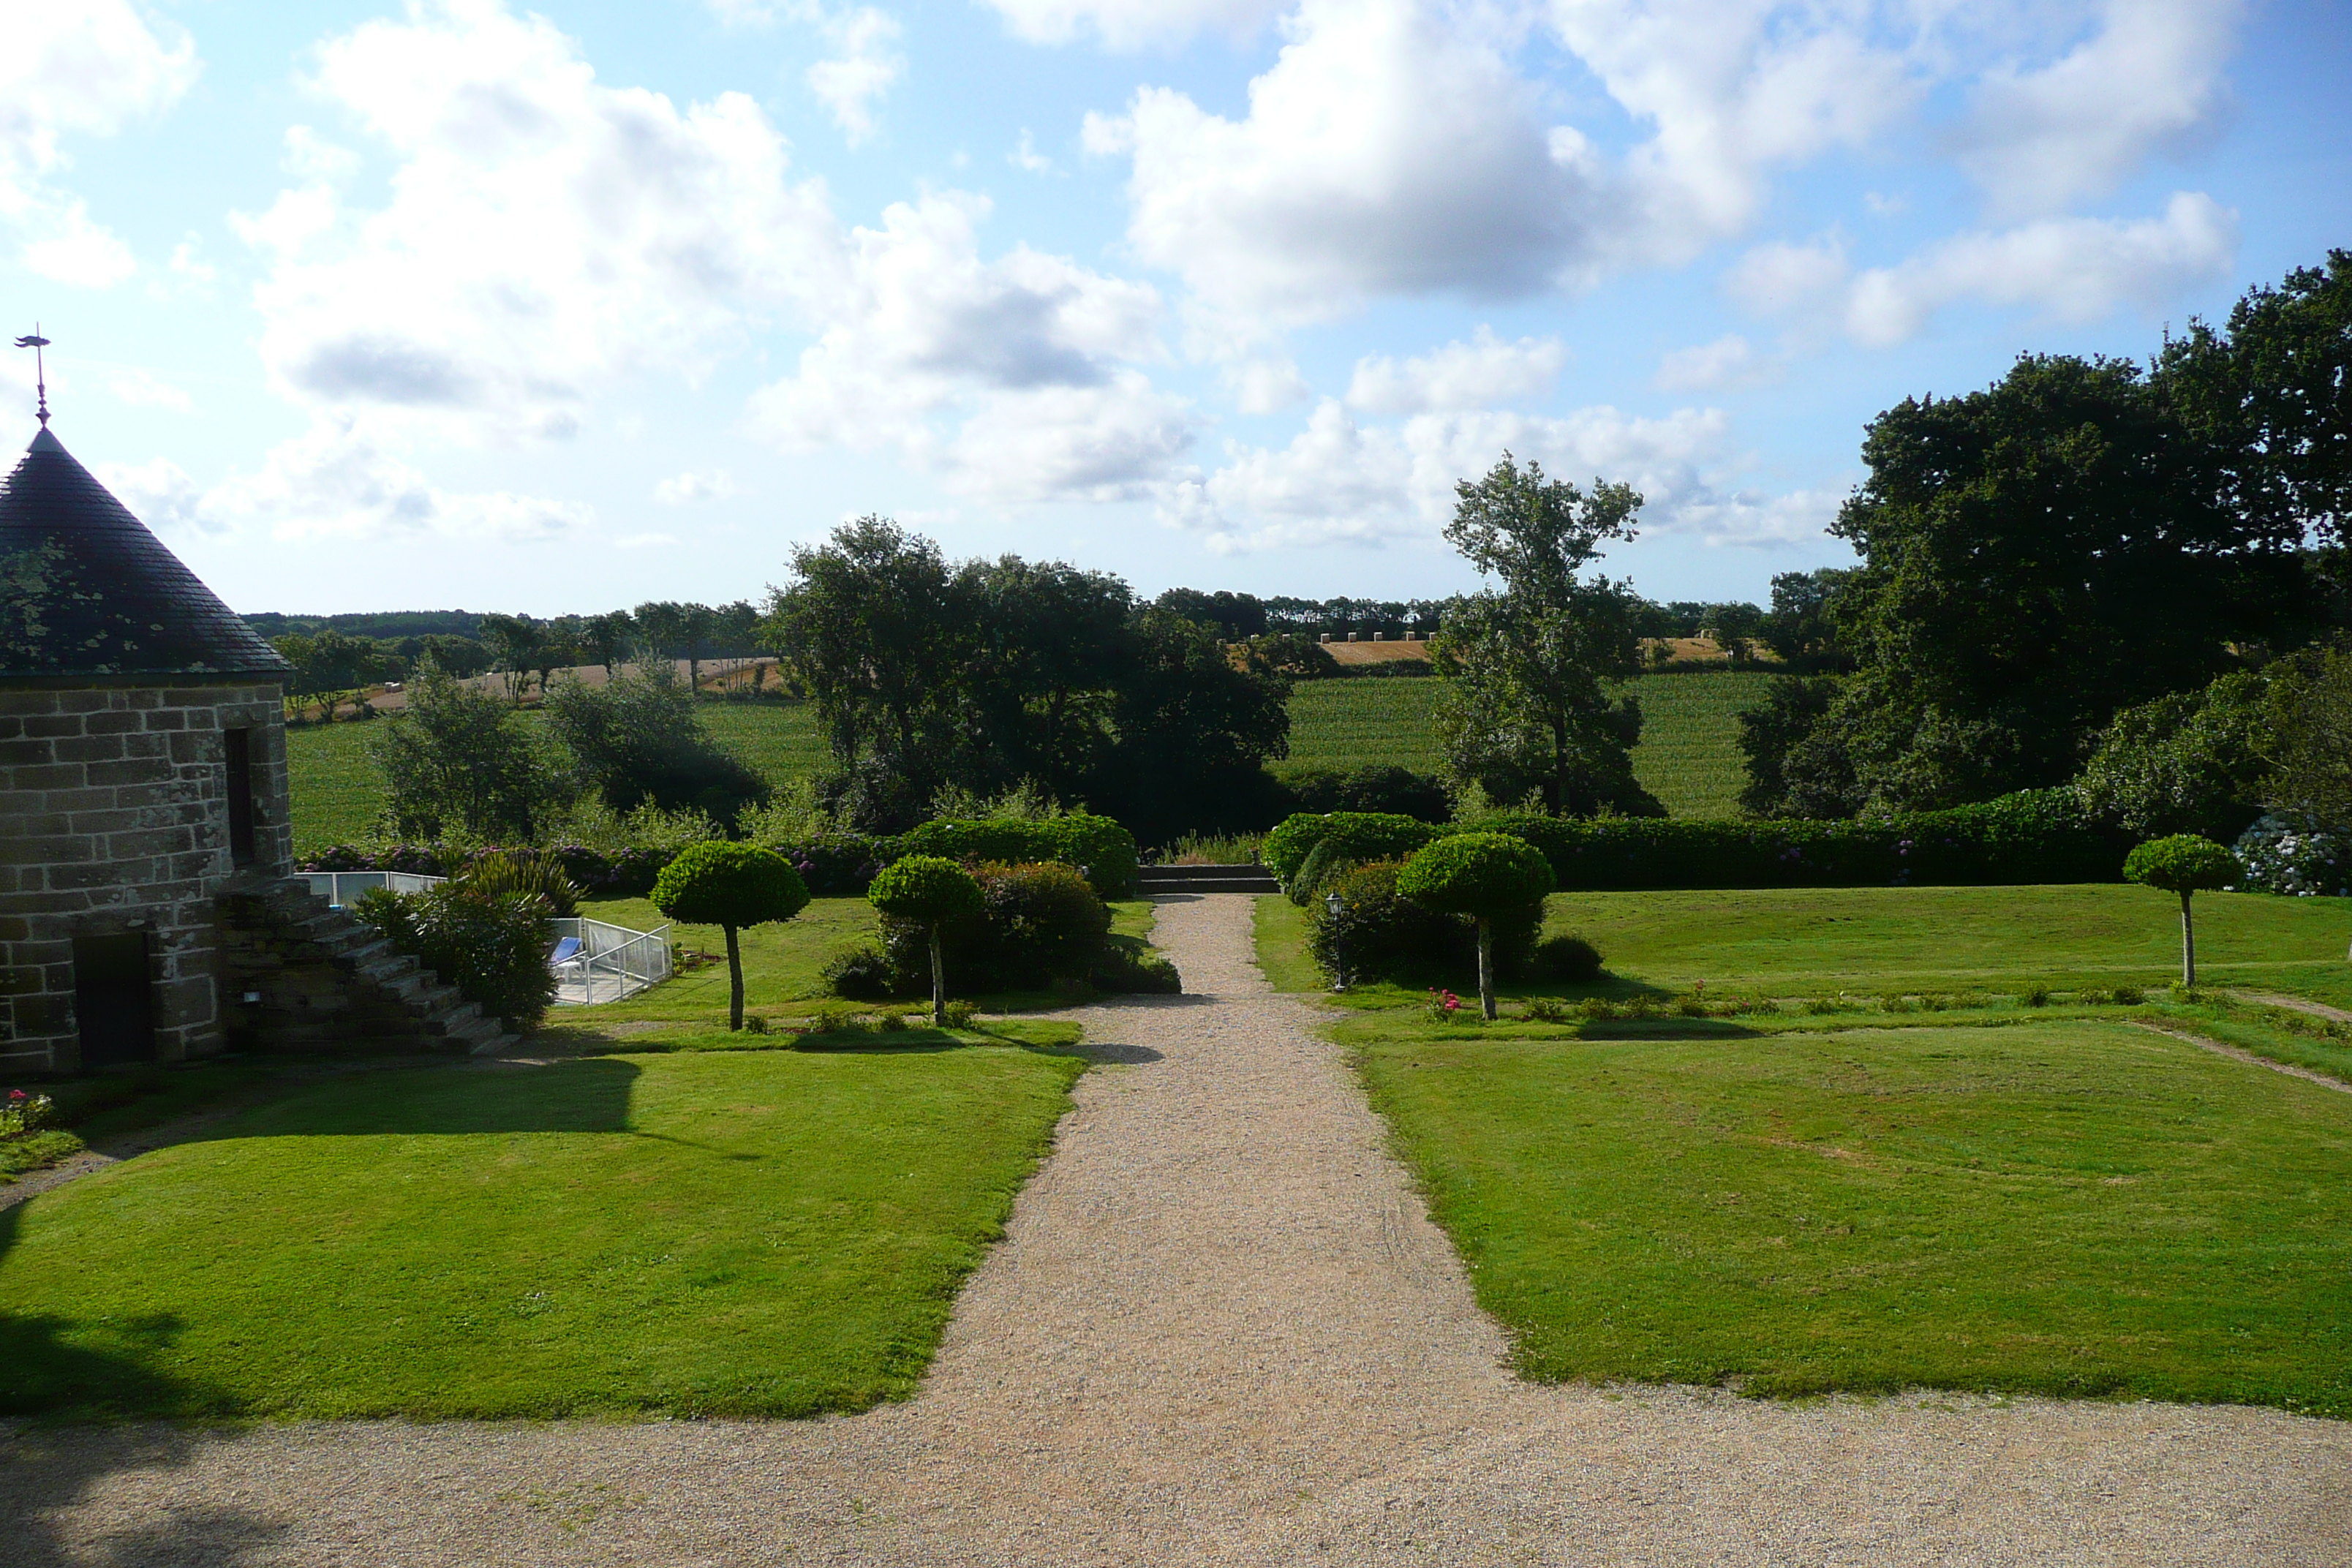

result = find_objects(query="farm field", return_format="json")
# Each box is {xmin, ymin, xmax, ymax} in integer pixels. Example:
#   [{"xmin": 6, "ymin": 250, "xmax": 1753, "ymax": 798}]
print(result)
[
  {"xmin": 1252, "ymin": 887, "xmax": 2352, "ymax": 1416},
  {"xmin": 284, "ymin": 673, "xmax": 1765, "ymax": 846},
  {"xmin": 1278, "ymin": 669, "xmax": 1769, "ymax": 818},
  {"xmin": 283, "ymin": 700, "xmax": 827, "ymax": 849},
  {"xmin": 0, "ymin": 1041, "xmax": 1085, "ymax": 1420}
]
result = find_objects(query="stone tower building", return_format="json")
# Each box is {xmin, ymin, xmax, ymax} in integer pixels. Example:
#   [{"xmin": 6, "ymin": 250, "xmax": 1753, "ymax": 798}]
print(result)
[{"xmin": 0, "ymin": 423, "xmax": 295, "ymax": 1075}]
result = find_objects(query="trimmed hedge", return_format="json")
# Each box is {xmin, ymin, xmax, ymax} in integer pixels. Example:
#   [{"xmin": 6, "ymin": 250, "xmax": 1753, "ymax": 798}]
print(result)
[
  {"xmin": 897, "ymin": 814, "xmax": 1139, "ymax": 897},
  {"xmin": 1264, "ymin": 788, "xmax": 2128, "ymax": 892},
  {"xmin": 1304, "ymin": 860, "xmax": 1542, "ymax": 987},
  {"xmin": 1269, "ymin": 811, "xmax": 1444, "ymax": 892}
]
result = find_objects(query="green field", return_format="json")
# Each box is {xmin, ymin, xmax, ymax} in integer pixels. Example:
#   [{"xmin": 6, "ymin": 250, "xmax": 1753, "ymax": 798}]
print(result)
[
  {"xmin": 0, "ymin": 1041, "xmax": 1085, "ymax": 1420},
  {"xmin": 285, "ymin": 701, "xmax": 828, "ymax": 850},
  {"xmin": 1254, "ymin": 884, "xmax": 2352, "ymax": 1415},
  {"xmin": 286, "ymin": 673, "xmax": 1767, "ymax": 847},
  {"xmin": 1279, "ymin": 671, "xmax": 1769, "ymax": 818}
]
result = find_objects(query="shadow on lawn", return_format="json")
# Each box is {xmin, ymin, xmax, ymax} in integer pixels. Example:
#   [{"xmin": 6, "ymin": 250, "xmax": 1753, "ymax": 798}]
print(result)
[
  {"xmin": 0, "ymin": 1206, "xmax": 283, "ymax": 1562},
  {"xmin": 171, "ymin": 1056, "xmax": 644, "ymax": 1142}
]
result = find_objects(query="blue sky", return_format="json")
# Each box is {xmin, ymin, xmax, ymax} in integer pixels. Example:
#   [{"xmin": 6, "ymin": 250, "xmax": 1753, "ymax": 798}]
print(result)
[{"xmin": 6, "ymin": 0, "xmax": 2346, "ymax": 616}]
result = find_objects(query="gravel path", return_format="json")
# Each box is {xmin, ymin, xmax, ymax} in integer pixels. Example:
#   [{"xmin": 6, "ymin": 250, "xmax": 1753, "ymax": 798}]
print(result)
[{"xmin": 8, "ymin": 894, "xmax": 2350, "ymax": 1566}]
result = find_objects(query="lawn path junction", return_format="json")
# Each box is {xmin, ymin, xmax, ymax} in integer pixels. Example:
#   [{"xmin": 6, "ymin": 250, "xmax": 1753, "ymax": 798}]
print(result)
[{"xmin": 7, "ymin": 894, "xmax": 2349, "ymax": 1565}]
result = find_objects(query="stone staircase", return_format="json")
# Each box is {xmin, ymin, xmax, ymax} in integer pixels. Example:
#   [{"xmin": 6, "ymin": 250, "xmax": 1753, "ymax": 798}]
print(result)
[
  {"xmin": 218, "ymin": 878, "xmax": 521, "ymax": 1056},
  {"xmin": 1137, "ymin": 862, "xmax": 1281, "ymax": 895}
]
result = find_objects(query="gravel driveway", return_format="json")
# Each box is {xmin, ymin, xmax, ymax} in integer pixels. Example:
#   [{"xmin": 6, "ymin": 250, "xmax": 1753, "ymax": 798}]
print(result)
[{"xmin": 7, "ymin": 893, "xmax": 2348, "ymax": 1566}]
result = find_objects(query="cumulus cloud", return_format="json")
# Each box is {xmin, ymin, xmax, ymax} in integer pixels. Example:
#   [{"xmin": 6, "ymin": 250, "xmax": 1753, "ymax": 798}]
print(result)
[
  {"xmin": 94, "ymin": 456, "xmax": 204, "ymax": 535},
  {"xmin": 805, "ymin": 7, "xmax": 904, "ymax": 145},
  {"xmin": 655, "ymin": 470, "xmax": 737, "ymax": 504},
  {"xmin": 1086, "ymin": 0, "xmax": 1600, "ymax": 334},
  {"xmin": 1956, "ymin": 0, "xmax": 2242, "ymax": 220},
  {"xmin": 984, "ymin": 0, "xmax": 1289, "ymax": 49},
  {"xmin": 1734, "ymin": 192, "xmax": 2238, "ymax": 347},
  {"xmin": 1345, "ymin": 326, "xmax": 1566, "ymax": 414},
  {"xmin": 0, "ymin": 0, "xmax": 195, "ymax": 285},
  {"xmin": 1063, "ymin": 0, "xmax": 2248, "ymax": 346},
  {"xmin": 1159, "ymin": 397, "xmax": 1810, "ymax": 553},
  {"xmin": 747, "ymin": 190, "xmax": 1189, "ymax": 500},
  {"xmin": 239, "ymin": 0, "xmax": 840, "ymax": 445},
  {"xmin": 1654, "ymin": 333, "xmax": 1779, "ymax": 392},
  {"xmin": 198, "ymin": 418, "xmax": 589, "ymax": 542}
]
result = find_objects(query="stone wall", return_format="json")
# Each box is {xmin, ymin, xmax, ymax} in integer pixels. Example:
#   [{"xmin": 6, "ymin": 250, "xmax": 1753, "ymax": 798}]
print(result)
[{"xmin": 0, "ymin": 679, "xmax": 291, "ymax": 1074}]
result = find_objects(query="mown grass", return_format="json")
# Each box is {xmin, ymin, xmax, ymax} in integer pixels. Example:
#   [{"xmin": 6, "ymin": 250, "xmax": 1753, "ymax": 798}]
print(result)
[
  {"xmin": 572, "ymin": 894, "xmax": 1160, "ymax": 1029},
  {"xmin": 1260, "ymin": 883, "xmax": 2352, "ymax": 1007},
  {"xmin": 1278, "ymin": 671, "xmax": 1770, "ymax": 819},
  {"xmin": 1537, "ymin": 884, "xmax": 2352, "ymax": 999},
  {"xmin": 1348, "ymin": 1012, "xmax": 2352, "ymax": 1414},
  {"xmin": 0, "ymin": 1043, "xmax": 1085, "ymax": 1420},
  {"xmin": 1250, "ymin": 884, "xmax": 2352, "ymax": 1415}
]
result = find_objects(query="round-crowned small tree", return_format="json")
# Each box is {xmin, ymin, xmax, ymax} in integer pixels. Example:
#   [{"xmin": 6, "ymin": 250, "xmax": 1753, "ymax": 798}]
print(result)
[
  {"xmin": 1397, "ymin": 832, "xmax": 1556, "ymax": 1019},
  {"xmin": 868, "ymin": 855, "xmax": 984, "ymax": 1024},
  {"xmin": 652, "ymin": 842, "xmax": 810, "ymax": 1030},
  {"xmin": 2123, "ymin": 834, "xmax": 2241, "ymax": 987}
]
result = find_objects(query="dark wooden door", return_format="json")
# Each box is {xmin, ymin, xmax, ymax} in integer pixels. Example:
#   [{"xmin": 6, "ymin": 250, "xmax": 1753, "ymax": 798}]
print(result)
[{"xmin": 75, "ymin": 932, "xmax": 156, "ymax": 1067}]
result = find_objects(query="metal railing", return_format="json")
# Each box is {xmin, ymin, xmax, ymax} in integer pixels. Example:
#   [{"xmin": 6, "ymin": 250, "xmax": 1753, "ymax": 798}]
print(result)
[
  {"xmin": 300, "ymin": 870, "xmax": 445, "ymax": 907},
  {"xmin": 549, "ymin": 916, "xmax": 674, "ymax": 1006}
]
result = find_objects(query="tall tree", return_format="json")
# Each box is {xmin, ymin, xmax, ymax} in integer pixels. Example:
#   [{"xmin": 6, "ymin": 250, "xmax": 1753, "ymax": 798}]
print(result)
[
  {"xmin": 1754, "ymin": 353, "xmax": 2313, "ymax": 815},
  {"xmin": 580, "ymin": 610, "xmax": 636, "ymax": 678},
  {"xmin": 478, "ymin": 614, "xmax": 545, "ymax": 705},
  {"xmin": 764, "ymin": 517, "xmax": 964, "ymax": 777},
  {"xmin": 1431, "ymin": 455, "xmax": 1661, "ymax": 817}
]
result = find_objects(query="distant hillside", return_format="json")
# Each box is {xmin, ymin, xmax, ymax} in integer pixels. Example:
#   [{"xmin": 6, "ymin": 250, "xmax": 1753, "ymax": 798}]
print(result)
[{"xmin": 244, "ymin": 610, "xmax": 486, "ymax": 641}]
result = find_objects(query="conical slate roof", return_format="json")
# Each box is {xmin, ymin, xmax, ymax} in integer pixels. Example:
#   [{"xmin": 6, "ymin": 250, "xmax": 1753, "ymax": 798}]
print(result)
[{"xmin": 0, "ymin": 426, "xmax": 290, "ymax": 682}]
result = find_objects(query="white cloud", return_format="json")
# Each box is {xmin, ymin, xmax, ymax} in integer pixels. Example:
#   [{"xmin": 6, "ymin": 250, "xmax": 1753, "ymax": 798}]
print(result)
[
  {"xmin": 108, "ymin": 369, "xmax": 192, "ymax": 411},
  {"xmin": 983, "ymin": 0, "xmax": 1289, "ymax": 50},
  {"xmin": 1345, "ymin": 325, "xmax": 1566, "ymax": 414},
  {"xmin": 281, "ymin": 124, "xmax": 360, "ymax": 184},
  {"xmin": 1738, "ymin": 192, "xmax": 2237, "ymax": 347},
  {"xmin": 806, "ymin": 7, "xmax": 904, "ymax": 146},
  {"xmin": 197, "ymin": 417, "xmax": 589, "ymax": 542},
  {"xmin": 94, "ymin": 456, "xmax": 204, "ymax": 535},
  {"xmin": 240, "ymin": 0, "xmax": 840, "ymax": 443},
  {"xmin": 1654, "ymin": 333, "xmax": 1779, "ymax": 393},
  {"xmin": 1956, "ymin": 0, "xmax": 2242, "ymax": 220},
  {"xmin": 616, "ymin": 530, "xmax": 681, "ymax": 549},
  {"xmin": 1842, "ymin": 192, "xmax": 2236, "ymax": 345},
  {"xmin": 1089, "ymin": 0, "xmax": 1601, "ymax": 335},
  {"xmin": 748, "ymin": 189, "xmax": 1188, "ymax": 500},
  {"xmin": 1229, "ymin": 358, "xmax": 1308, "ymax": 414},
  {"xmin": 1160, "ymin": 397, "xmax": 1787, "ymax": 552},
  {"xmin": 655, "ymin": 469, "xmax": 736, "ymax": 504},
  {"xmin": 1010, "ymin": 129, "xmax": 1054, "ymax": 174},
  {"xmin": 0, "ymin": 0, "xmax": 195, "ymax": 285}
]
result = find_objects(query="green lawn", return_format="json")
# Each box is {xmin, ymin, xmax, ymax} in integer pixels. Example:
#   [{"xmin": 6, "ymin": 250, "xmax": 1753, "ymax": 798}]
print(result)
[
  {"xmin": 1279, "ymin": 671, "xmax": 1770, "ymax": 819},
  {"xmin": 0, "ymin": 1042, "xmax": 1085, "ymax": 1420},
  {"xmin": 1250, "ymin": 883, "xmax": 2352, "ymax": 1416},
  {"xmin": 1350, "ymin": 1014, "xmax": 2352, "ymax": 1414},
  {"xmin": 1539, "ymin": 883, "xmax": 2352, "ymax": 1000},
  {"xmin": 571, "ymin": 894, "xmax": 1160, "ymax": 1028}
]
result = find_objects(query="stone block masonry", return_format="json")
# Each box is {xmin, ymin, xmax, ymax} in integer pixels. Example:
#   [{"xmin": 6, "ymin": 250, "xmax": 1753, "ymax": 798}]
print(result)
[{"xmin": 0, "ymin": 681, "xmax": 292, "ymax": 1074}]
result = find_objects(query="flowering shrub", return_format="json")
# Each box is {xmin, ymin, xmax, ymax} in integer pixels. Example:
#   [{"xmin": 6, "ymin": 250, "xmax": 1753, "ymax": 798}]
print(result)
[
  {"xmin": 1, "ymin": 1089, "xmax": 56, "ymax": 1139},
  {"xmin": 1425, "ymin": 987, "xmax": 1476, "ymax": 1022},
  {"xmin": 353, "ymin": 880, "xmax": 557, "ymax": 1032},
  {"xmin": 2233, "ymin": 813, "xmax": 2352, "ymax": 897}
]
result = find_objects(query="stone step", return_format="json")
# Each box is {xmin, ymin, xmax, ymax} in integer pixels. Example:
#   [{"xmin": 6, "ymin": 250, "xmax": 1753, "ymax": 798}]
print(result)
[{"xmin": 1139, "ymin": 863, "xmax": 1279, "ymax": 894}]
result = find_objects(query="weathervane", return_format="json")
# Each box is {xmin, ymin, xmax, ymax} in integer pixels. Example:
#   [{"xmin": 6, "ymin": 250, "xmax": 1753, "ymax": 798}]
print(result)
[{"xmin": 14, "ymin": 325, "xmax": 50, "ymax": 426}]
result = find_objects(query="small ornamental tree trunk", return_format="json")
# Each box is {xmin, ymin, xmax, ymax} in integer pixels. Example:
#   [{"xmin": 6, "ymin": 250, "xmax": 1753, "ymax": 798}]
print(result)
[
  {"xmin": 2179, "ymin": 892, "xmax": 2196, "ymax": 989},
  {"xmin": 725, "ymin": 924, "xmax": 745, "ymax": 1031},
  {"xmin": 1476, "ymin": 916, "xmax": 1496, "ymax": 1020},
  {"xmin": 929, "ymin": 925, "xmax": 947, "ymax": 1025}
]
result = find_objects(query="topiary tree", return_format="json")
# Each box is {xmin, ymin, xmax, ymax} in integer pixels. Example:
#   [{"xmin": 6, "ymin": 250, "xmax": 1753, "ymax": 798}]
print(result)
[
  {"xmin": 2122, "ymin": 834, "xmax": 2241, "ymax": 987},
  {"xmin": 1397, "ymin": 832, "xmax": 1556, "ymax": 1019},
  {"xmin": 652, "ymin": 842, "xmax": 810, "ymax": 1030},
  {"xmin": 867, "ymin": 854, "xmax": 984, "ymax": 1024}
]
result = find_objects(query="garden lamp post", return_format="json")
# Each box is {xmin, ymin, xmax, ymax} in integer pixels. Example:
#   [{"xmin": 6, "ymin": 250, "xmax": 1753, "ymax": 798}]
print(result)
[{"xmin": 1325, "ymin": 889, "xmax": 1347, "ymax": 991}]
